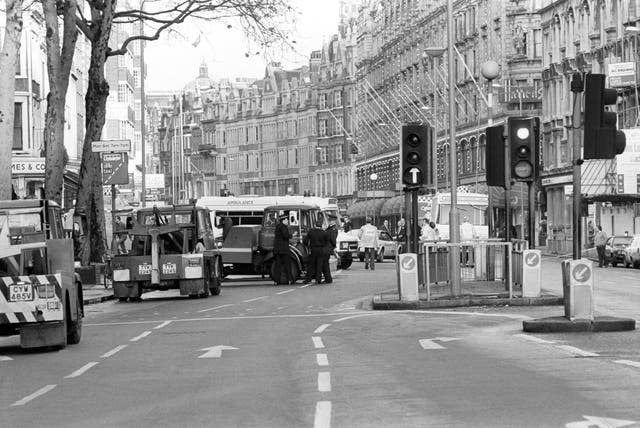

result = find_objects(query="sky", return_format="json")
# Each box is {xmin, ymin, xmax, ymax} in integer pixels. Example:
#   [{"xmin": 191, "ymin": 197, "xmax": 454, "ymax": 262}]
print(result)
[{"xmin": 145, "ymin": 0, "xmax": 342, "ymax": 92}]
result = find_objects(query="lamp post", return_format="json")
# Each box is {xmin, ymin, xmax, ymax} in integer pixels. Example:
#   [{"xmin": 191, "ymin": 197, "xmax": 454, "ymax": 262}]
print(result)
[
  {"xmin": 424, "ymin": 47, "xmax": 446, "ymax": 192},
  {"xmin": 481, "ymin": 60, "xmax": 500, "ymax": 239},
  {"xmin": 370, "ymin": 172, "xmax": 378, "ymax": 225},
  {"xmin": 139, "ymin": 0, "xmax": 147, "ymax": 207}
]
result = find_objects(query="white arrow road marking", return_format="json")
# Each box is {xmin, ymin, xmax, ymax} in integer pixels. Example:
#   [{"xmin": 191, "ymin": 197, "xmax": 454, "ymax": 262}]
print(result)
[
  {"xmin": 556, "ymin": 345, "xmax": 599, "ymax": 357},
  {"xmin": 614, "ymin": 360, "xmax": 640, "ymax": 369},
  {"xmin": 312, "ymin": 337, "xmax": 325, "ymax": 349},
  {"xmin": 314, "ymin": 324, "xmax": 331, "ymax": 334},
  {"xmin": 0, "ymin": 356, "xmax": 13, "ymax": 361},
  {"xmin": 65, "ymin": 362, "xmax": 99, "ymax": 378},
  {"xmin": 130, "ymin": 331, "xmax": 152, "ymax": 342},
  {"xmin": 198, "ymin": 345, "xmax": 238, "ymax": 359},
  {"xmin": 12, "ymin": 385, "xmax": 57, "ymax": 406},
  {"xmin": 419, "ymin": 337, "xmax": 460, "ymax": 350},
  {"xmin": 314, "ymin": 401, "xmax": 331, "ymax": 428},
  {"xmin": 101, "ymin": 345, "xmax": 128, "ymax": 358},
  {"xmin": 318, "ymin": 372, "xmax": 331, "ymax": 392},
  {"xmin": 565, "ymin": 415, "xmax": 636, "ymax": 428},
  {"xmin": 317, "ymin": 354, "xmax": 329, "ymax": 367}
]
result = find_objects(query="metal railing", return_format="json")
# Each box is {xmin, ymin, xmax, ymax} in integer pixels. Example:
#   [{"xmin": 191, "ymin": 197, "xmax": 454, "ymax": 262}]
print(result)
[{"xmin": 510, "ymin": 239, "xmax": 529, "ymax": 288}]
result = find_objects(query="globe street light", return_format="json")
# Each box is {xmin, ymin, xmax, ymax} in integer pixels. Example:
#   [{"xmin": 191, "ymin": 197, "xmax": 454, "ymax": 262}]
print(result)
[
  {"xmin": 369, "ymin": 172, "xmax": 378, "ymax": 225},
  {"xmin": 481, "ymin": 60, "xmax": 500, "ymax": 239}
]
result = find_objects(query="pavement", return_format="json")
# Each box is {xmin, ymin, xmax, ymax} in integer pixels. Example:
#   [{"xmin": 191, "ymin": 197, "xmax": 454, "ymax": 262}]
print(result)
[{"xmin": 82, "ymin": 281, "xmax": 115, "ymax": 305}]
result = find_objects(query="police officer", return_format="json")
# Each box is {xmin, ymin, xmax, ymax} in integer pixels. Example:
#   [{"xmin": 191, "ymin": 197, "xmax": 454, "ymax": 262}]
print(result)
[
  {"xmin": 273, "ymin": 213, "xmax": 295, "ymax": 285},
  {"xmin": 322, "ymin": 218, "xmax": 338, "ymax": 284},
  {"xmin": 303, "ymin": 218, "xmax": 328, "ymax": 284}
]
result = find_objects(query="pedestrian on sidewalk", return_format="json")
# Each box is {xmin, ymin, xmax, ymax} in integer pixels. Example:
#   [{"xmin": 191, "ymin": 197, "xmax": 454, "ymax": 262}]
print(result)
[
  {"xmin": 359, "ymin": 216, "xmax": 379, "ymax": 270},
  {"xmin": 303, "ymin": 218, "xmax": 328, "ymax": 284},
  {"xmin": 595, "ymin": 225, "xmax": 608, "ymax": 268}
]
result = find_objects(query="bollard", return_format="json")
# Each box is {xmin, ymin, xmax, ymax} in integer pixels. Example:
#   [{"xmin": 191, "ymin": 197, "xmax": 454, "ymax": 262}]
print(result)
[
  {"xmin": 398, "ymin": 253, "xmax": 419, "ymax": 301},
  {"xmin": 521, "ymin": 249, "xmax": 542, "ymax": 297},
  {"xmin": 561, "ymin": 259, "xmax": 594, "ymax": 320}
]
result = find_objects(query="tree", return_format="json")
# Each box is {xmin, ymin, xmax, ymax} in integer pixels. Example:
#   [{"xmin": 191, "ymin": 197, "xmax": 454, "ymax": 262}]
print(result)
[
  {"xmin": 0, "ymin": 0, "xmax": 24, "ymax": 201},
  {"xmin": 74, "ymin": 0, "xmax": 294, "ymax": 264},
  {"xmin": 43, "ymin": 0, "xmax": 79, "ymax": 205}
]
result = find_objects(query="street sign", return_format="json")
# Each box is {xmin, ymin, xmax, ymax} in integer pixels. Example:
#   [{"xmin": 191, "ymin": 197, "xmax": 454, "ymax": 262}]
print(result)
[
  {"xmin": 608, "ymin": 62, "xmax": 636, "ymax": 88},
  {"xmin": 571, "ymin": 262, "xmax": 591, "ymax": 283},
  {"xmin": 522, "ymin": 249, "xmax": 542, "ymax": 297},
  {"xmin": 402, "ymin": 167, "xmax": 423, "ymax": 186},
  {"xmin": 101, "ymin": 153, "xmax": 129, "ymax": 185},
  {"xmin": 562, "ymin": 259, "xmax": 594, "ymax": 321},
  {"xmin": 92, "ymin": 139, "xmax": 131, "ymax": 153},
  {"xmin": 398, "ymin": 253, "xmax": 419, "ymax": 301}
]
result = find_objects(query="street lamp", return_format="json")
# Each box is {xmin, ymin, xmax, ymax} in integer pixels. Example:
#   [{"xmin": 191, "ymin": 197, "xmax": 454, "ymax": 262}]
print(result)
[
  {"xmin": 369, "ymin": 172, "xmax": 378, "ymax": 225},
  {"xmin": 481, "ymin": 60, "xmax": 500, "ymax": 239},
  {"xmin": 424, "ymin": 47, "xmax": 446, "ymax": 192}
]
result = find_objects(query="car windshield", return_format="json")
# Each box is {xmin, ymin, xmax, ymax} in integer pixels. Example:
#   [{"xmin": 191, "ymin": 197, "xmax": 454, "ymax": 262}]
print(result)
[{"xmin": 613, "ymin": 237, "xmax": 633, "ymax": 246}]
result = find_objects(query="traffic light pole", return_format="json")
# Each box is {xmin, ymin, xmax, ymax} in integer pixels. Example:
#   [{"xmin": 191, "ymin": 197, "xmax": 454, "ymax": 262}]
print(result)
[
  {"xmin": 528, "ymin": 182, "xmax": 535, "ymax": 249},
  {"xmin": 571, "ymin": 73, "xmax": 583, "ymax": 260}
]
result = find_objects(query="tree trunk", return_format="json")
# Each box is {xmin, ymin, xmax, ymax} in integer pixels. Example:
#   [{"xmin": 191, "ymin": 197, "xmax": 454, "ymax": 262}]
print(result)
[
  {"xmin": 43, "ymin": 0, "xmax": 78, "ymax": 205},
  {"xmin": 0, "ymin": 0, "xmax": 24, "ymax": 200}
]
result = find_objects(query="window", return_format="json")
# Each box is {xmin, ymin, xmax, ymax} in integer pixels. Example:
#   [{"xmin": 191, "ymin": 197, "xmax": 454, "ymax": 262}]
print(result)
[
  {"xmin": 617, "ymin": 174, "xmax": 624, "ymax": 193},
  {"xmin": 637, "ymin": 174, "xmax": 640, "ymax": 193},
  {"xmin": 13, "ymin": 103, "xmax": 22, "ymax": 150},
  {"xmin": 319, "ymin": 120, "xmax": 327, "ymax": 136},
  {"xmin": 118, "ymin": 84, "xmax": 127, "ymax": 103},
  {"xmin": 334, "ymin": 91, "xmax": 342, "ymax": 107},
  {"xmin": 533, "ymin": 29, "xmax": 542, "ymax": 58}
]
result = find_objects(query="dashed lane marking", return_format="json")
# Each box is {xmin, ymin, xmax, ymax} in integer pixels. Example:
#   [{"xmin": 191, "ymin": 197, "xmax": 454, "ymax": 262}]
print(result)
[
  {"xmin": 277, "ymin": 289, "xmax": 295, "ymax": 295},
  {"xmin": 64, "ymin": 362, "xmax": 99, "ymax": 379},
  {"xmin": 318, "ymin": 372, "xmax": 331, "ymax": 392},
  {"xmin": 154, "ymin": 321, "xmax": 172, "ymax": 329},
  {"xmin": 299, "ymin": 284, "xmax": 311, "ymax": 289},
  {"xmin": 12, "ymin": 385, "xmax": 57, "ymax": 406},
  {"xmin": 317, "ymin": 354, "xmax": 329, "ymax": 366},
  {"xmin": 130, "ymin": 331, "xmax": 152, "ymax": 342},
  {"xmin": 314, "ymin": 324, "xmax": 331, "ymax": 334},
  {"xmin": 314, "ymin": 401, "xmax": 331, "ymax": 428},
  {"xmin": 243, "ymin": 296, "xmax": 268, "ymax": 303},
  {"xmin": 101, "ymin": 345, "xmax": 128, "ymax": 358},
  {"xmin": 614, "ymin": 360, "xmax": 640, "ymax": 369},
  {"xmin": 556, "ymin": 345, "xmax": 599, "ymax": 358},
  {"xmin": 312, "ymin": 337, "xmax": 325, "ymax": 349},
  {"xmin": 196, "ymin": 304, "xmax": 234, "ymax": 313}
]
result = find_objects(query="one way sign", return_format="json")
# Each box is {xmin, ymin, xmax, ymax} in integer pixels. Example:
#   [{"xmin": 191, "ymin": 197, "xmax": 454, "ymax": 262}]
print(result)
[{"xmin": 102, "ymin": 153, "xmax": 129, "ymax": 185}]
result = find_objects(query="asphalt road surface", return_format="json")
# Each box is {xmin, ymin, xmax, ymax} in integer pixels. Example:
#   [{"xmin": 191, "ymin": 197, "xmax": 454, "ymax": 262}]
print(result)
[{"xmin": 1, "ymin": 260, "xmax": 639, "ymax": 428}]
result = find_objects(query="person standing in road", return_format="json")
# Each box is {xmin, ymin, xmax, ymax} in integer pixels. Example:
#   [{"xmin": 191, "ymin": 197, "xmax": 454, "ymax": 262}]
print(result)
[
  {"xmin": 382, "ymin": 219, "xmax": 392, "ymax": 236},
  {"xmin": 359, "ymin": 216, "xmax": 379, "ymax": 270},
  {"xmin": 396, "ymin": 218, "xmax": 407, "ymax": 254},
  {"xmin": 594, "ymin": 225, "xmax": 608, "ymax": 268},
  {"xmin": 303, "ymin": 218, "xmax": 328, "ymax": 284},
  {"xmin": 322, "ymin": 218, "xmax": 338, "ymax": 284},
  {"xmin": 273, "ymin": 213, "xmax": 295, "ymax": 285},
  {"xmin": 343, "ymin": 215, "xmax": 353, "ymax": 233}
]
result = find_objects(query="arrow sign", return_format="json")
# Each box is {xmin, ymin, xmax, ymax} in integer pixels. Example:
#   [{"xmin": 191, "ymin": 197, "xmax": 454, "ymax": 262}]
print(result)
[
  {"xmin": 565, "ymin": 415, "xmax": 636, "ymax": 428},
  {"xmin": 0, "ymin": 356, "xmax": 13, "ymax": 361},
  {"xmin": 198, "ymin": 345, "xmax": 238, "ymax": 359},
  {"xmin": 403, "ymin": 167, "xmax": 423, "ymax": 186},
  {"xmin": 410, "ymin": 167, "xmax": 420, "ymax": 183},
  {"xmin": 419, "ymin": 337, "xmax": 459, "ymax": 350}
]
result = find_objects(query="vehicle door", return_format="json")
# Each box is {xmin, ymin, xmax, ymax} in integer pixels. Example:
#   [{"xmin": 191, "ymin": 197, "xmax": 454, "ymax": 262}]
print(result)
[
  {"xmin": 604, "ymin": 237, "xmax": 613, "ymax": 259},
  {"xmin": 379, "ymin": 231, "xmax": 394, "ymax": 256}
]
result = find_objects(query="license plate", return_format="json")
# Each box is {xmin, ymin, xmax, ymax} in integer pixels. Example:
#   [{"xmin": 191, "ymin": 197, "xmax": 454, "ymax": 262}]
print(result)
[
  {"xmin": 138, "ymin": 264, "xmax": 152, "ymax": 275},
  {"xmin": 162, "ymin": 263, "xmax": 177, "ymax": 275},
  {"xmin": 9, "ymin": 284, "xmax": 33, "ymax": 302}
]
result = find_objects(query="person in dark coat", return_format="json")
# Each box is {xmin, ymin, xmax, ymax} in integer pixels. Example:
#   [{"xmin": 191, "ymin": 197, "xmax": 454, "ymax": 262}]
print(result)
[
  {"xmin": 222, "ymin": 216, "xmax": 234, "ymax": 242},
  {"xmin": 322, "ymin": 220, "xmax": 338, "ymax": 284},
  {"xmin": 273, "ymin": 213, "xmax": 295, "ymax": 285},
  {"xmin": 303, "ymin": 218, "xmax": 328, "ymax": 284}
]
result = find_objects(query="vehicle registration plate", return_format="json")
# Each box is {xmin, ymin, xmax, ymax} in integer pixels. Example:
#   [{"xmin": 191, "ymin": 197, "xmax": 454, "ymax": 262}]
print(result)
[
  {"xmin": 162, "ymin": 263, "xmax": 177, "ymax": 275},
  {"xmin": 9, "ymin": 284, "xmax": 33, "ymax": 302},
  {"xmin": 138, "ymin": 264, "xmax": 152, "ymax": 275}
]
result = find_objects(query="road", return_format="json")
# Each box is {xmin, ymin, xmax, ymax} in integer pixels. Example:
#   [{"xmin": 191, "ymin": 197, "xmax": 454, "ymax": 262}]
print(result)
[{"xmin": 1, "ymin": 259, "xmax": 639, "ymax": 427}]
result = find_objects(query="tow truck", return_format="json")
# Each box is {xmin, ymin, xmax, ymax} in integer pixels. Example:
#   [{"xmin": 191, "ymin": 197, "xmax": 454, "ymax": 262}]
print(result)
[
  {"xmin": 110, "ymin": 204, "xmax": 223, "ymax": 301},
  {"xmin": 0, "ymin": 200, "xmax": 82, "ymax": 349}
]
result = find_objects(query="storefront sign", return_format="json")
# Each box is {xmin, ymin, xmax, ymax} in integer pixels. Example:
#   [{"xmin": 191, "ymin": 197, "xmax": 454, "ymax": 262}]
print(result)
[
  {"xmin": 608, "ymin": 62, "xmax": 636, "ymax": 88},
  {"xmin": 499, "ymin": 86, "xmax": 543, "ymax": 103},
  {"xmin": 11, "ymin": 158, "xmax": 45, "ymax": 175},
  {"xmin": 541, "ymin": 174, "xmax": 572, "ymax": 187}
]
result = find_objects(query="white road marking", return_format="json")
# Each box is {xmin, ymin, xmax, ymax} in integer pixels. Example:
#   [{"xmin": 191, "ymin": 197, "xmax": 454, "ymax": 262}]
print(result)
[
  {"xmin": 0, "ymin": 356, "xmax": 13, "ymax": 361},
  {"xmin": 333, "ymin": 313, "xmax": 378, "ymax": 323},
  {"xmin": 516, "ymin": 334, "xmax": 556, "ymax": 344},
  {"xmin": 317, "ymin": 354, "xmax": 329, "ymax": 366},
  {"xmin": 198, "ymin": 345, "xmax": 238, "ymax": 359},
  {"xmin": 318, "ymin": 372, "xmax": 331, "ymax": 392},
  {"xmin": 277, "ymin": 289, "xmax": 295, "ymax": 295},
  {"xmin": 419, "ymin": 337, "xmax": 459, "ymax": 350},
  {"xmin": 154, "ymin": 321, "xmax": 172, "ymax": 329},
  {"xmin": 299, "ymin": 284, "xmax": 311, "ymax": 289},
  {"xmin": 243, "ymin": 296, "xmax": 268, "ymax": 303},
  {"xmin": 312, "ymin": 337, "xmax": 325, "ymax": 349},
  {"xmin": 556, "ymin": 345, "xmax": 599, "ymax": 357},
  {"xmin": 314, "ymin": 401, "xmax": 331, "ymax": 428},
  {"xmin": 197, "ymin": 304, "xmax": 234, "ymax": 313},
  {"xmin": 614, "ymin": 360, "xmax": 640, "ymax": 369},
  {"xmin": 101, "ymin": 345, "xmax": 128, "ymax": 358},
  {"xmin": 314, "ymin": 324, "xmax": 331, "ymax": 334},
  {"xmin": 65, "ymin": 362, "xmax": 99, "ymax": 378},
  {"xmin": 130, "ymin": 331, "xmax": 152, "ymax": 342},
  {"xmin": 12, "ymin": 384, "xmax": 57, "ymax": 406}
]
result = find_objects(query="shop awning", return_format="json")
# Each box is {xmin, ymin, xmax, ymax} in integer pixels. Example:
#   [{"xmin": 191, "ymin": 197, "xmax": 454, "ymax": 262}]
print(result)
[
  {"xmin": 380, "ymin": 195, "xmax": 405, "ymax": 216},
  {"xmin": 346, "ymin": 201, "xmax": 366, "ymax": 219}
]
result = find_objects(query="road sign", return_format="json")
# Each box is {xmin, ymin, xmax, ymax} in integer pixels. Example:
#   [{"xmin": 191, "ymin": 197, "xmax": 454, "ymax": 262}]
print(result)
[
  {"xmin": 101, "ymin": 153, "xmax": 129, "ymax": 185},
  {"xmin": 562, "ymin": 259, "xmax": 594, "ymax": 321},
  {"xmin": 522, "ymin": 249, "xmax": 542, "ymax": 298},
  {"xmin": 92, "ymin": 139, "xmax": 131, "ymax": 153},
  {"xmin": 571, "ymin": 262, "xmax": 591, "ymax": 283},
  {"xmin": 608, "ymin": 62, "xmax": 636, "ymax": 88},
  {"xmin": 402, "ymin": 167, "xmax": 423, "ymax": 186},
  {"xmin": 397, "ymin": 253, "xmax": 419, "ymax": 301}
]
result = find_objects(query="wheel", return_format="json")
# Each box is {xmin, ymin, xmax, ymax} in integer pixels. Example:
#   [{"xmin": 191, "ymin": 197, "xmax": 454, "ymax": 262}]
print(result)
[
  {"xmin": 67, "ymin": 289, "xmax": 82, "ymax": 345},
  {"xmin": 209, "ymin": 258, "xmax": 222, "ymax": 296},
  {"xmin": 377, "ymin": 248, "xmax": 384, "ymax": 263}
]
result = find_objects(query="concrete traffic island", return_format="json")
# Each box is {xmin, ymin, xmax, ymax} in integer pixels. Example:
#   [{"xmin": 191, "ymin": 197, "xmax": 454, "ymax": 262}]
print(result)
[
  {"xmin": 523, "ymin": 316, "xmax": 636, "ymax": 333},
  {"xmin": 372, "ymin": 293, "xmax": 563, "ymax": 310}
]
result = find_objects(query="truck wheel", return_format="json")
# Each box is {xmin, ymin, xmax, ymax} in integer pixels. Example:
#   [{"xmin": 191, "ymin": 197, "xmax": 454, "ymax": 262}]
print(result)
[
  {"xmin": 67, "ymin": 291, "xmax": 82, "ymax": 345},
  {"xmin": 210, "ymin": 259, "xmax": 222, "ymax": 296}
]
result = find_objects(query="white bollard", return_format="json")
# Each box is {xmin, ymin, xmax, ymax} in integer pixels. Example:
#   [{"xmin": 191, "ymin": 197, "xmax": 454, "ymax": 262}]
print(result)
[
  {"xmin": 561, "ymin": 258, "xmax": 594, "ymax": 321},
  {"xmin": 522, "ymin": 249, "xmax": 542, "ymax": 297},
  {"xmin": 398, "ymin": 253, "xmax": 419, "ymax": 302}
]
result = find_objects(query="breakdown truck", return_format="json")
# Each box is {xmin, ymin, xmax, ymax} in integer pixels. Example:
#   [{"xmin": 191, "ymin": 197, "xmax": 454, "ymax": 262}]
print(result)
[
  {"xmin": 214, "ymin": 203, "xmax": 329, "ymax": 283},
  {"xmin": 0, "ymin": 200, "xmax": 82, "ymax": 349},
  {"xmin": 110, "ymin": 204, "xmax": 223, "ymax": 301}
]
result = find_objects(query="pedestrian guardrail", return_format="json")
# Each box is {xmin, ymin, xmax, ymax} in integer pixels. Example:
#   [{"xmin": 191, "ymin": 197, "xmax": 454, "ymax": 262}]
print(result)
[{"xmin": 510, "ymin": 239, "xmax": 529, "ymax": 287}]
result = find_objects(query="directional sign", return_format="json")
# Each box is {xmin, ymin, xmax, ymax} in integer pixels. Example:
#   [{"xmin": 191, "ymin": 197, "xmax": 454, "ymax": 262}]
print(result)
[
  {"xmin": 565, "ymin": 415, "xmax": 636, "ymax": 428},
  {"xmin": 524, "ymin": 252, "xmax": 540, "ymax": 267},
  {"xmin": 92, "ymin": 139, "xmax": 131, "ymax": 153},
  {"xmin": 101, "ymin": 153, "xmax": 129, "ymax": 186},
  {"xmin": 402, "ymin": 167, "xmax": 423, "ymax": 186},
  {"xmin": 400, "ymin": 256, "xmax": 416, "ymax": 272},
  {"xmin": 198, "ymin": 345, "xmax": 238, "ymax": 359},
  {"xmin": 571, "ymin": 263, "xmax": 591, "ymax": 283},
  {"xmin": 419, "ymin": 337, "xmax": 460, "ymax": 350}
]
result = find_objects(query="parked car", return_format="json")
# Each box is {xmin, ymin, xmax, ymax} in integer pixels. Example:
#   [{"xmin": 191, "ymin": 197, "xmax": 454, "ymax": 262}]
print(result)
[
  {"xmin": 605, "ymin": 235, "xmax": 633, "ymax": 267},
  {"xmin": 623, "ymin": 235, "xmax": 640, "ymax": 268},
  {"xmin": 357, "ymin": 230, "xmax": 397, "ymax": 262}
]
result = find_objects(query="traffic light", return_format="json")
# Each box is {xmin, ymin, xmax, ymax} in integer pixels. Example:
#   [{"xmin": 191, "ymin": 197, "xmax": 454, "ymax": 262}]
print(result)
[
  {"xmin": 508, "ymin": 116, "xmax": 540, "ymax": 182},
  {"xmin": 401, "ymin": 124, "xmax": 432, "ymax": 187},
  {"xmin": 485, "ymin": 124, "xmax": 506, "ymax": 187},
  {"xmin": 583, "ymin": 73, "xmax": 626, "ymax": 159}
]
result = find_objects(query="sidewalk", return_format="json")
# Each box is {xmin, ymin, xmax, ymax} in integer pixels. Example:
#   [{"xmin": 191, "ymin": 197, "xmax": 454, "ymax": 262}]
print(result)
[{"xmin": 82, "ymin": 283, "xmax": 114, "ymax": 305}]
